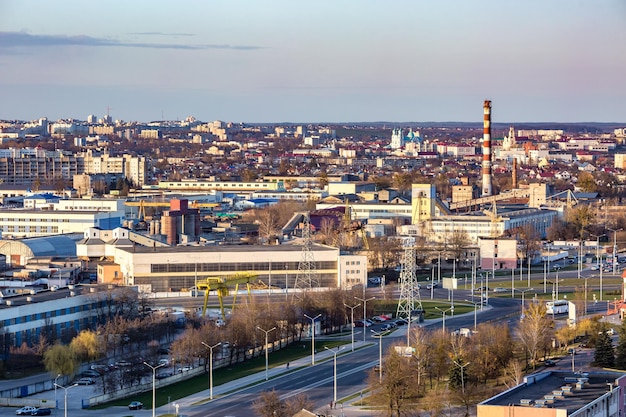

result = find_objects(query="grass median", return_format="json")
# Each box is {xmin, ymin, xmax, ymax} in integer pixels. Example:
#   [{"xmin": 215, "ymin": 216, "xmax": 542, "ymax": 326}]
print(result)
[{"xmin": 98, "ymin": 339, "xmax": 347, "ymax": 409}]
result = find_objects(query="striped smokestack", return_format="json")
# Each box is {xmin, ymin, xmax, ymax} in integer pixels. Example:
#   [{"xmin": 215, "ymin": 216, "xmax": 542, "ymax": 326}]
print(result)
[
  {"xmin": 512, "ymin": 157, "xmax": 518, "ymax": 189},
  {"xmin": 481, "ymin": 100, "xmax": 493, "ymax": 196}
]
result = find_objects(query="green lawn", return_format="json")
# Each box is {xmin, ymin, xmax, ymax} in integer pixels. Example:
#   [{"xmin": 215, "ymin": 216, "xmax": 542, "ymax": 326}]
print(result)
[{"xmin": 97, "ymin": 339, "xmax": 347, "ymax": 409}]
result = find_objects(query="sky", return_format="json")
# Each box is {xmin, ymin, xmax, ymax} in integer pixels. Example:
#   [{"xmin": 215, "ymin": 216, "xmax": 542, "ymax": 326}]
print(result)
[{"xmin": 1, "ymin": 0, "xmax": 625, "ymax": 124}]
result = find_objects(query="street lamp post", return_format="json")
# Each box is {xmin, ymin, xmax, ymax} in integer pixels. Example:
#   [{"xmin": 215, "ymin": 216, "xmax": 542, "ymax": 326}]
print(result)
[
  {"xmin": 371, "ymin": 329, "xmax": 384, "ymax": 383},
  {"xmin": 143, "ymin": 361, "xmax": 165, "ymax": 417},
  {"xmin": 354, "ymin": 296, "xmax": 375, "ymax": 342},
  {"xmin": 54, "ymin": 374, "xmax": 61, "ymax": 414},
  {"xmin": 256, "ymin": 326, "xmax": 276, "ymax": 381},
  {"xmin": 344, "ymin": 303, "xmax": 360, "ymax": 352},
  {"xmin": 464, "ymin": 300, "xmax": 481, "ymax": 331},
  {"xmin": 201, "ymin": 341, "xmax": 221, "ymax": 399},
  {"xmin": 608, "ymin": 227, "xmax": 623, "ymax": 275},
  {"xmin": 513, "ymin": 288, "xmax": 534, "ymax": 319},
  {"xmin": 54, "ymin": 383, "xmax": 78, "ymax": 417},
  {"xmin": 304, "ymin": 314, "xmax": 322, "ymax": 365},
  {"xmin": 590, "ymin": 232, "xmax": 606, "ymax": 301},
  {"xmin": 434, "ymin": 306, "xmax": 454, "ymax": 334},
  {"xmin": 453, "ymin": 360, "xmax": 471, "ymax": 393},
  {"xmin": 324, "ymin": 346, "xmax": 344, "ymax": 403}
]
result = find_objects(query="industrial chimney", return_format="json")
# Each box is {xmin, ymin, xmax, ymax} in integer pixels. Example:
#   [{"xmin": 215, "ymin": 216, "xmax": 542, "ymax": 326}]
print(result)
[
  {"xmin": 512, "ymin": 157, "xmax": 518, "ymax": 190},
  {"xmin": 481, "ymin": 100, "xmax": 493, "ymax": 196}
]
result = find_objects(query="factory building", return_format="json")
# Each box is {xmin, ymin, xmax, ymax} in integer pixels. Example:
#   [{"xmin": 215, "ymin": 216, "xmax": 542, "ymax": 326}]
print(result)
[{"xmin": 107, "ymin": 243, "xmax": 366, "ymax": 293}]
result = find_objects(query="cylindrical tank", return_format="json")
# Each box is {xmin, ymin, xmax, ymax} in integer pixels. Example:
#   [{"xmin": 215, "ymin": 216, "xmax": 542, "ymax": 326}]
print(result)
[{"xmin": 161, "ymin": 213, "xmax": 176, "ymax": 245}]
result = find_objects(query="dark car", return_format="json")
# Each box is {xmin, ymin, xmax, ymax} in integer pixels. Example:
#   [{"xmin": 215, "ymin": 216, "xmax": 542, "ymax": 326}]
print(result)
[
  {"xmin": 31, "ymin": 408, "xmax": 51, "ymax": 416},
  {"xmin": 544, "ymin": 359, "xmax": 556, "ymax": 367},
  {"xmin": 128, "ymin": 401, "xmax": 143, "ymax": 410}
]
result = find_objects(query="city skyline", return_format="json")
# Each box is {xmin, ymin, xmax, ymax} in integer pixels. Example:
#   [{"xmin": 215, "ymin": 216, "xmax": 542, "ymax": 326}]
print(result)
[{"xmin": 1, "ymin": 0, "xmax": 625, "ymax": 124}]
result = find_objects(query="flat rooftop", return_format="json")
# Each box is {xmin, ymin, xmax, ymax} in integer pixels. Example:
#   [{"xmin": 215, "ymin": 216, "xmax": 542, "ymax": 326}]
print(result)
[
  {"xmin": 483, "ymin": 371, "xmax": 621, "ymax": 414},
  {"xmin": 118, "ymin": 243, "xmax": 337, "ymax": 254}
]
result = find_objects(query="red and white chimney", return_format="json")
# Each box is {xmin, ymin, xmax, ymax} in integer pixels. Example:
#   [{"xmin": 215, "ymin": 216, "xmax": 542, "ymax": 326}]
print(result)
[{"xmin": 482, "ymin": 100, "xmax": 493, "ymax": 197}]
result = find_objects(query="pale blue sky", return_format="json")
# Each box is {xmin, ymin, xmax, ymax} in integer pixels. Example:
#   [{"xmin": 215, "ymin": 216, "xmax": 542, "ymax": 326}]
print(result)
[{"xmin": 1, "ymin": 0, "xmax": 625, "ymax": 123}]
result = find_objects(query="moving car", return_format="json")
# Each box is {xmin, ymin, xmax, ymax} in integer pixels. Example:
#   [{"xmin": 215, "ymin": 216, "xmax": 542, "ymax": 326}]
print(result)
[
  {"xmin": 16, "ymin": 407, "xmax": 38, "ymax": 415},
  {"xmin": 544, "ymin": 359, "xmax": 556, "ymax": 367},
  {"xmin": 31, "ymin": 408, "xmax": 51, "ymax": 416},
  {"xmin": 128, "ymin": 401, "xmax": 143, "ymax": 410}
]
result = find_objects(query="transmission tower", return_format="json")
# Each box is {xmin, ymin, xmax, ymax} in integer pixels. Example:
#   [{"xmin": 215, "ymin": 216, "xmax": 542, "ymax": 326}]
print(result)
[
  {"xmin": 293, "ymin": 213, "xmax": 319, "ymax": 297},
  {"xmin": 396, "ymin": 238, "xmax": 423, "ymax": 319}
]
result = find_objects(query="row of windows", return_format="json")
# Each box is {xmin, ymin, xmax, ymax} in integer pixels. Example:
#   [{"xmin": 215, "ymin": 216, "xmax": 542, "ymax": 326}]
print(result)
[
  {"xmin": 3, "ymin": 302, "xmax": 101, "ymax": 327},
  {"xmin": 2, "ymin": 225, "xmax": 59, "ymax": 233},
  {"xmin": 151, "ymin": 261, "xmax": 337, "ymax": 274},
  {"xmin": 0, "ymin": 218, "xmax": 70, "ymax": 223},
  {"xmin": 161, "ymin": 182, "xmax": 277, "ymax": 190},
  {"xmin": 138, "ymin": 272, "xmax": 339, "ymax": 292}
]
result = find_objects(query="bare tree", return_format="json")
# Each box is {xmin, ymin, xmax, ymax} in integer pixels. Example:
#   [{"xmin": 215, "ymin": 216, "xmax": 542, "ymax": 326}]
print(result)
[
  {"xmin": 282, "ymin": 394, "xmax": 315, "ymax": 416},
  {"xmin": 252, "ymin": 390, "xmax": 283, "ymax": 417},
  {"xmin": 517, "ymin": 302, "xmax": 553, "ymax": 368},
  {"xmin": 368, "ymin": 346, "xmax": 421, "ymax": 417}
]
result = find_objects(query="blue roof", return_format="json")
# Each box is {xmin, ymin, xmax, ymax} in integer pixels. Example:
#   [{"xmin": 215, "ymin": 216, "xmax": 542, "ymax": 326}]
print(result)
[{"xmin": 248, "ymin": 198, "xmax": 279, "ymax": 204}]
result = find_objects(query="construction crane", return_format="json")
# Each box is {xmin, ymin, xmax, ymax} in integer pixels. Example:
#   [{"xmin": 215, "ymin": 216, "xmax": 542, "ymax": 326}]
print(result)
[
  {"xmin": 197, "ymin": 272, "xmax": 257, "ymax": 320},
  {"xmin": 483, "ymin": 201, "xmax": 503, "ymax": 238},
  {"xmin": 337, "ymin": 198, "xmax": 369, "ymax": 251}
]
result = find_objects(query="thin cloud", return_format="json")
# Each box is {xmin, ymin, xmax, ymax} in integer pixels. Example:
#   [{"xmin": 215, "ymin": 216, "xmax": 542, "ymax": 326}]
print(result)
[
  {"xmin": 0, "ymin": 31, "xmax": 262, "ymax": 52},
  {"xmin": 130, "ymin": 32, "xmax": 196, "ymax": 37}
]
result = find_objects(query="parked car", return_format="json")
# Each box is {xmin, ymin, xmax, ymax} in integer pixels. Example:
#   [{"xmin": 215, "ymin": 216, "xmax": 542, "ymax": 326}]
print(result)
[
  {"xmin": 157, "ymin": 348, "xmax": 171, "ymax": 355},
  {"xmin": 89, "ymin": 364, "xmax": 109, "ymax": 373},
  {"xmin": 74, "ymin": 377, "xmax": 95, "ymax": 385},
  {"xmin": 128, "ymin": 401, "xmax": 143, "ymax": 410},
  {"xmin": 156, "ymin": 371, "xmax": 173, "ymax": 379},
  {"xmin": 394, "ymin": 318, "xmax": 408, "ymax": 326},
  {"xmin": 178, "ymin": 365, "xmax": 193, "ymax": 373},
  {"xmin": 16, "ymin": 407, "xmax": 38, "ymax": 415},
  {"xmin": 81, "ymin": 370, "xmax": 101, "ymax": 378},
  {"xmin": 158, "ymin": 358, "xmax": 170, "ymax": 367},
  {"xmin": 31, "ymin": 408, "xmax": 51, "ymax": 416}
]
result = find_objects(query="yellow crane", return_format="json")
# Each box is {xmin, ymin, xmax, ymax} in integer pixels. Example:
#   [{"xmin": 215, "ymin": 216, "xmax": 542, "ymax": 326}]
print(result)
[{"xmin": 197, "ymin": 272, "xmax": 257, "ymax": 320}]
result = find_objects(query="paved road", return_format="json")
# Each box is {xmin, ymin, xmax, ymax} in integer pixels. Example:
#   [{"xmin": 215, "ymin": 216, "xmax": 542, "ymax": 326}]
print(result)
[{"xmin": 0, "ymin": 291, "xmax": 618, "ymax": 417}]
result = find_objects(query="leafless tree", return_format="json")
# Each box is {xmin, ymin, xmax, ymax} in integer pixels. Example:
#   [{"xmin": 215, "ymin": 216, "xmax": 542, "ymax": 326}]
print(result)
[{"xmin": 517, "ymin": 302, "xmax": 554, "ymax": 368}]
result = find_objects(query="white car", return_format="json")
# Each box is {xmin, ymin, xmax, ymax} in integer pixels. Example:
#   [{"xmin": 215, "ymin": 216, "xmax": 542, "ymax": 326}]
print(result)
[{"xmin": 16, "ymin": 407, "xmax": 38, "ymax": 415}]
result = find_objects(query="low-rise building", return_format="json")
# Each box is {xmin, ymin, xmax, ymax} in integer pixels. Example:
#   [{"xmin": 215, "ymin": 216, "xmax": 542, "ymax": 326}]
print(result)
[{"xmin": 478, "ymin": 370, "xmax": 626, "ymax": 417}]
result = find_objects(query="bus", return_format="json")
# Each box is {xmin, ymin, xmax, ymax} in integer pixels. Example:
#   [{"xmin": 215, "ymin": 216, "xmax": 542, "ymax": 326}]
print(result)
[{"xmin": 546, "ymin": 300, "xmax": 568, "ymax": 315}]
